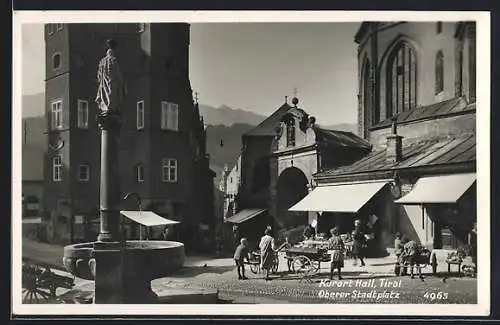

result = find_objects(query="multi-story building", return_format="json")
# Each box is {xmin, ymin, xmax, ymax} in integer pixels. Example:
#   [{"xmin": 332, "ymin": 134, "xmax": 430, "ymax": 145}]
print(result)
[
  {"xmin": 293, "ymin": 21, "xmax": 477, "ymax": 254},
  {"xmin": 42, "ymin": 23, "xmax": 215, "ymax": 251}
]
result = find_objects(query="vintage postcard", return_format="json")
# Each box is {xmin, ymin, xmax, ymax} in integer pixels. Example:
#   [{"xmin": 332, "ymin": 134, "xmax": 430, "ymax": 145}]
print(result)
[{"xmin": 12, "ymin": 10, "xmax": 490, "ymax": 316}]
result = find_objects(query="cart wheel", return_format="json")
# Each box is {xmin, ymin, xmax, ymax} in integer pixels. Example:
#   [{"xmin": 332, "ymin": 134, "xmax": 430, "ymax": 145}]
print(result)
[
  {"xmin": 311, "ymin": 260, "xmax": 321, "ymax": 273},
  {"xmin": 250, "ymin": 264, "xmax": 259, "ymax": 274},
  {"xmin": 291, "ymin": 255, "xmax": 313, "ymax": 274},
  {"xmin": 22, "ymin": 264, "xmax": 51, "ymax": 304}
]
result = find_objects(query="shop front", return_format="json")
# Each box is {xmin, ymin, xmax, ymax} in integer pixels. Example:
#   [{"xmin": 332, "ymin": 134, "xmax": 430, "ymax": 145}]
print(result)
[{"xmin": 396, "ymin": 173, "xmax": 476, "ymax": 250}]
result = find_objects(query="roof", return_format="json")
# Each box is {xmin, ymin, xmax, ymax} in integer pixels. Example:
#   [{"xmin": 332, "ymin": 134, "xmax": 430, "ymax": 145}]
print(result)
[
  {"xmin": 22, "ymin": 146, "xmax": 45, "ymax": 181},
  {"xmin": 354, "ymin": 22, "xmax": 372, "ymax": 44},
  {"xmin": 244, "ymin": 103, "xmax": 293, "ymax": 137},
  {"xmin": 314, "ymin": 127, "xmax": 372, "ymax": 150},
  {"xmin": 372, "ymin": 97, "xmax": 475, "ymax": 130},
  {"xmin": 316, "ymin": 133, "xmax": 476, "ymax": 178},
  {"xmin": 224, "ymin": 209, "xmax": 266, "ymax": 224}
]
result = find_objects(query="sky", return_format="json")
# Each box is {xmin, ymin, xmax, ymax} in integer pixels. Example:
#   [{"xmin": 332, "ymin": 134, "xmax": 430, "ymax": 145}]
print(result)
[{"xmin": 22, "ymin": 22, "xmax": 360, "ymax": 125}]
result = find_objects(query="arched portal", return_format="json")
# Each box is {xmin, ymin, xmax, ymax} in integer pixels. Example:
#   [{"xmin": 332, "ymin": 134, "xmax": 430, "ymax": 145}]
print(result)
[{"xmin": 276, "ymin": 167, "xmax": 309, "ymax": 228}]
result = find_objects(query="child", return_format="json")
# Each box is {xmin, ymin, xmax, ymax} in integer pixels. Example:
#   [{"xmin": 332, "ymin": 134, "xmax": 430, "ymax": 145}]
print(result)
[{"xmin": 233, "ymin": 237, "xmax": 250, "ymax": 280}]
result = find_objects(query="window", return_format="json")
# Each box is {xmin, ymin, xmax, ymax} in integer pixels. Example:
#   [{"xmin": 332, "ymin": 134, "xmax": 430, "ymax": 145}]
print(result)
[
  {"xmin": 387, "ymin": 42, "xmax": 417, "ymax": 117},
  {"xmin": 286, "ymin": 119, "xmax": 296, "ymax": 147},
  {"xmin": 161, "ymin": 102, "xmax": 179, "ymax": 131},
  {"xmin": 136, "ymin": 165, "xmax": 144, "ymax": 182},
  {"xmin": 47, "ymin": 24, "xmax": 55, "ymax": 35},
  {"xmin": 52, "ymin": 155, "xmax": 63, "ymax": 181},
  {"xmin": 435, "ymin": 51, "xmax": 444, "ymax": 94},
  {"xmin": 136, "ymin": 101, "xmax": 144, "ymax": 129},
  {"xmin": 78, "ymin": 164, "xmax": 90, "ymax": 181},
  {"xmin": 56, "ymin": 23, "xmax": 63, "ymax": 31},
  {"xmin": 77, "ymin": 100, "xmax": 89, "ymax": 129},
  {"xmin": 53, "ymin": 53, "xmax": 61, "ymax": 70},
  {"xmin": 137, "ymin": 23, "xmax": 145, "ymax": 33},
  {"xmin": 362, "ymin": 58, "xmax": 378, "ymax": 124},
  {"xmin": 161, "ymin": 158, "xmax": 178, "ymax": 183},
  {"xmin": 437, "ymin": 22, "xmax": 442, "ymax": 34},
  {"xmin": 51, "ymin": 100, "xmax": 63, "ymax": 129}
]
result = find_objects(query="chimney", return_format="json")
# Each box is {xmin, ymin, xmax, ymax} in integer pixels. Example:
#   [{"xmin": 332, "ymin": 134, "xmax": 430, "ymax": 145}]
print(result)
[{"xmin": 386, "ymin": 116, "xmax": 403, "ymax": 163}]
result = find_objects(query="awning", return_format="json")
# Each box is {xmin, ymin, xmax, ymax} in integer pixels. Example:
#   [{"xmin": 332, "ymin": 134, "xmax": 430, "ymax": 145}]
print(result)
[
  {"xmin": 224, "ymin": 209, "xmax": 266, "ymax": 224},
  {"xmin": 395, "ymin": 173, "xmax": 476, "ymax": 204},
  {"xmin": 120, "ymin": 211, "xmax": 180, "ymax": 227},
  {"xmin": 289, "ymin": 181, "xmax": 388, "ymax": 213}
]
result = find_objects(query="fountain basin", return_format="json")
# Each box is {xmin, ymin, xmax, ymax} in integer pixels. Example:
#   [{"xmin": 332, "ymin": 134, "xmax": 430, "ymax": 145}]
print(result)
[{"xmin": 63, "ymin": 240, "xmax": 185, "ymax": 303}]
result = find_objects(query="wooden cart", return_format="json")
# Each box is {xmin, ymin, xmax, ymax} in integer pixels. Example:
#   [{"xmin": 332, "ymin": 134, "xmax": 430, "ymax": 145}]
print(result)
[{"xmin": 283, "ymin": 246, "xmax": 330, "ymax": 282}]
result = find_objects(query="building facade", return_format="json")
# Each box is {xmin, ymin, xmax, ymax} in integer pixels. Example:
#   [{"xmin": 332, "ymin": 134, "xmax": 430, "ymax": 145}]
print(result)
[
  {"xmin": 42, "ymin": 23, "xmax": 215, "ymax": 250},
  {"xmin": 295, "ymin": 21, "xmax": 477, "ymax": 254}
]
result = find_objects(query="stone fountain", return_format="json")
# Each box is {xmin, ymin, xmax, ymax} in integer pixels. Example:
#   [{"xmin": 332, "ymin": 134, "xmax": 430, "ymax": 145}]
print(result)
[{"xmin": 62, "ymin": 39, "xmax": 185, "ymax": 304}]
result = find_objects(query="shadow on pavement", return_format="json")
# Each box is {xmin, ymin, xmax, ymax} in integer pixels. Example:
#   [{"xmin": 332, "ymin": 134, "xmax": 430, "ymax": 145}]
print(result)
[{"xmin": 170, "ymin": 265, "xmax": 235, "ymax": 278}]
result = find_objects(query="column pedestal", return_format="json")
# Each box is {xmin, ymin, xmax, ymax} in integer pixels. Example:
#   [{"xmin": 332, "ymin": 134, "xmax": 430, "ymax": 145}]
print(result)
[{"xmin": 92, "ymin": 241, "xmax": 124, "ymax": 304}]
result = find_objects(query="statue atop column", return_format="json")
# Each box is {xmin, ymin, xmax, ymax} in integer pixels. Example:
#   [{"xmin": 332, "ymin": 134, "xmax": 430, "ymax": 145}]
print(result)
[{"xmin": 96, "ymin": 39, "xmax": 127, "ymax": 113}]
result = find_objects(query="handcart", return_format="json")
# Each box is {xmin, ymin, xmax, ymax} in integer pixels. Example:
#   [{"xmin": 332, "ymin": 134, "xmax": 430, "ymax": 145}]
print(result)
[{"xmin": 283, "ymin": 246, "xmax": 331, "ymax": 282}]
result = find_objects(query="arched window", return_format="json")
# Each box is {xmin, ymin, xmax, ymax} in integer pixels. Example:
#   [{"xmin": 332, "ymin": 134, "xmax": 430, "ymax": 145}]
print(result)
[
  {"xmin": 362, "ymin": 59, "xmax": 377, "ymax": 125},
  {"xmin": 435, "ymin": 51, "xmax": 444, "ymax": 94},
  {"xmin": 386, "ymin": 42, "xmax": 417, "ymax": 117},
  {"xmin": 286, "ymin": 119, "xmax": 296, "ymax": 147}
]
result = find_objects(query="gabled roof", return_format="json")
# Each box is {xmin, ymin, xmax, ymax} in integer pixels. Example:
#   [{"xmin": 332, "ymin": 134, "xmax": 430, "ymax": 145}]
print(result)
[
  {"xmin": 316, "ymin": 133, "xmax": 475, "ymax": 178},
  {"xmin": 244, "ymin": 103, "xmax": 293, "ymax": 137},
  {"xmin": 371, "ymin": 97, "xmax": 475, "ymax": 130},
  {"xmin": 315, "ymin": 127, "xmax": 371, "ymax": 150}
]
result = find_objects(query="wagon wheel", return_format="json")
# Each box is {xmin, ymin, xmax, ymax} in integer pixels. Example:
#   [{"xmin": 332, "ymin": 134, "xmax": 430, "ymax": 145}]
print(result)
[
  {"xmin": 249, "ymin": 263, "xmax": 260, "ymax": 274},
  {"xmin": 22, "ymin": 264, "xmax": 51, "ymax": 304},
  {"xmin": 310, "ymin": 260, "xmax": 321, "ymax": 273},
  {"xmin": 291, "ymin": 255, "xmax": 313, "ymax": 274}
]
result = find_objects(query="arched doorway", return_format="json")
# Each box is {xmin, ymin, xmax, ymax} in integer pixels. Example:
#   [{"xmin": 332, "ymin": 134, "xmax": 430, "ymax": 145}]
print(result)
[{"xmin": 276, "ymin": 167, "xmax": 309, "ymax": 228}]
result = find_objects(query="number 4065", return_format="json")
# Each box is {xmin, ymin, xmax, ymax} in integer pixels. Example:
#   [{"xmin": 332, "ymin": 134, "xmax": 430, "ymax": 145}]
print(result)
[{"xmin": 424, "ymin": 292, "xmax": 448, "ymax": 300}]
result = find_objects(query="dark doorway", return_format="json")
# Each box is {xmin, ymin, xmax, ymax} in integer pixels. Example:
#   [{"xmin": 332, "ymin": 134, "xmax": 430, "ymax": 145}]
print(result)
[{"xmin": 276, "ymin": 167, "xmax": 309, "ymax": 228}]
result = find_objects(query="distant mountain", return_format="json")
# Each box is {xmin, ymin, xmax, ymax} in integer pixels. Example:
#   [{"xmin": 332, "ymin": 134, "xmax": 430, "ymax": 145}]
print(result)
[
  {"xmin": 22, "ymin": 93, "xmax": 45, "ymax": 117},
  {"xmin": 320, "ymin": 123, "xmax": 358, "ymax": 134},
  {"xmin": 199, "ymin": 104, "xmax": 266, "ymax": 127}
]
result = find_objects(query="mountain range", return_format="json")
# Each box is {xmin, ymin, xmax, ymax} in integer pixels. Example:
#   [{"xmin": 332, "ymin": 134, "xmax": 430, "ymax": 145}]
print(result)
[{"xmin": 21, "ymin": 94, "xmax": 357, "ymax": 185}]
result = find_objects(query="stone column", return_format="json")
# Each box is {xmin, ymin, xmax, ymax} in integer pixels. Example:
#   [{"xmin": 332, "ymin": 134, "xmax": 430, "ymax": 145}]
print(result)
[{"xmin": 93, "ymin": 110, "xmax": 125, "ymax": 304}]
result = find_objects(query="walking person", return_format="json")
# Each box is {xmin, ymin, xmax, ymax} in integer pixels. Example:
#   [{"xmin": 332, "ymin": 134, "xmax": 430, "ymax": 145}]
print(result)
[
  {"xmin": 328, "ymin": 227, "xmax": 345, "ymax": 280},
  {"xmin": 233, "ymin": 238, "xmax": 250, "ymax": 280},
  {"xmin": 259, "ymin": 228, "xmax": 276, "ymax": 281},
  {"xmin": 351, "ymin": 219, "xmax": 366, "ymax": 267}
]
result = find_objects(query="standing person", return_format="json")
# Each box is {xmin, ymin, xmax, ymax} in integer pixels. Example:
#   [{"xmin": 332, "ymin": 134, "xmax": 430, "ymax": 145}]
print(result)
[
  {"xmin": 232, "ymin": 225, "xmax": 241, "ymax": 249},
  {"xmin": 328, "ymin": 227, "xmax": 345, "ymax": 280},
  {"xmin": 162, "ymin": 226, "xmax": 169, "ymax": 240},
  {"xmin": 403, "ymin": 239, "xmax": 424, "ymax": 280},
  {"xmin": 259, "ymin": 228, "xmax": 276, "ymax": 281},
  {"xmin": 351, "ymin": 219, "xmax": 366, "ymax": 267},
  {"xmin": 233, "ymin": 238, "xmax": 250, "ymax": 280}
]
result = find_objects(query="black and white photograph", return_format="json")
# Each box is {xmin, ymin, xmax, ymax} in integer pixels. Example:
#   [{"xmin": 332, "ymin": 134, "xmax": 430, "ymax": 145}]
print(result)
[{"xmin": 12, "ymin": 11, "xmax": 490, "ymax": 316}]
